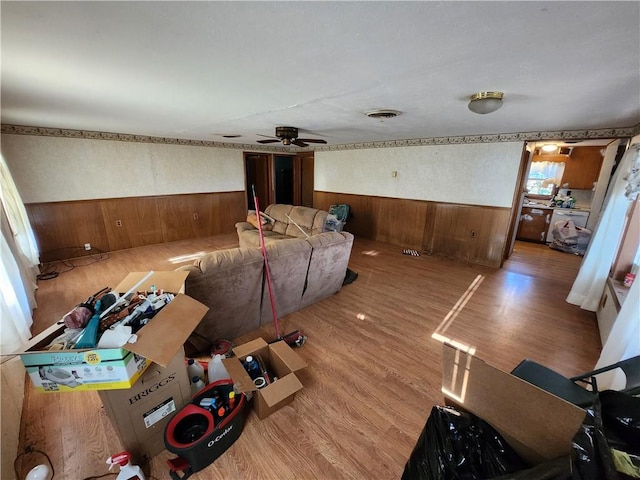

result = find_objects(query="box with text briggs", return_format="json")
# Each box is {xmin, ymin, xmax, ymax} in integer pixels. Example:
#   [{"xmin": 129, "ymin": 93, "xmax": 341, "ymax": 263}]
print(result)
[
  {"xmin": 99, "ymin": 346, "xmax": 192, "ymax": 464},
  {"xmin": 17, "ymin": 271, "xmax": 209, "ymax": 393}
]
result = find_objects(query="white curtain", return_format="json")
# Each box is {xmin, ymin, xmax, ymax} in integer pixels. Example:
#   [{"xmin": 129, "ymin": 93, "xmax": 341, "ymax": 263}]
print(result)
[
  {"xmin": 0, "ymin": 153, "xmax": 40, "ymax": 354},
  {"xmin": 565, "ymin": 137, "xmax": 640, "ymax": 390},
  {"xmin": 530, "ymin": 160, "xmax": 565, "ymax": 186},
  {"xmin": 566, "ymin": 140, "xmax": 640, "ymax": 310},
  {"xmin": 593, "ymin": 276, "xmax": 639, "ymax": 390}
]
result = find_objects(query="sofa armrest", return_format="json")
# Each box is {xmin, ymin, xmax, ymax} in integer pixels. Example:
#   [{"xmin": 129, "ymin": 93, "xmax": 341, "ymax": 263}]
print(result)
[
  {"xmin": 175, "ymin": 264, "xmax": 202, "ymax": 275},
  {"xmin": 235, "ymin": 221, "xmax": 256, "ymax": 234}
]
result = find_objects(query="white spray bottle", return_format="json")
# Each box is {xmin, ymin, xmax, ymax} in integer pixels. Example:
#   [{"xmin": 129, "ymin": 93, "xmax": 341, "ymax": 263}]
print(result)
[{"xmin": 106, "ymin": 451, "xmax": 146, "ymax": 480}]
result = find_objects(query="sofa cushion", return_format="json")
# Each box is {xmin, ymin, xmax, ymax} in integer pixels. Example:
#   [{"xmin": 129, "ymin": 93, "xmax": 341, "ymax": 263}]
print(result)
[
  {"xmin": 237, "ymin": 229, "xmax": 289, "ymax": 248},
  {"xmin": 265, "ymin": 204, "xmax": 294, "ymax": 235},
  {"xmin": 238, "ymin": 204, "xmax": 330, "ymax": 248}
]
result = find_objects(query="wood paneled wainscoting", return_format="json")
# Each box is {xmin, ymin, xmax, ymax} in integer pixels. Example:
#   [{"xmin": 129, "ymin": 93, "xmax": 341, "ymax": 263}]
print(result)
[
  {"xmin": 314, "ymin": 191, "xmax": 511, "ymax": 267},
  {"xmin": 26, "ymin": 191, "xmax": 246, "ymax": 262}
]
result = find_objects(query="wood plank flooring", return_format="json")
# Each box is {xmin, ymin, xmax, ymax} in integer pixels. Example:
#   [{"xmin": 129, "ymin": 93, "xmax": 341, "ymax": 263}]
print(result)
[{"xmin": 14, "ymin": 236, "xmax": 602, "ymax": 480}]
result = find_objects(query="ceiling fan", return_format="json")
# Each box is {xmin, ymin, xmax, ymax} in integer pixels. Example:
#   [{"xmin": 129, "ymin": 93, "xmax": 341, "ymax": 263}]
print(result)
[{"xmin": 257, "ymin": 126, "xmax": 327, "ymax": 147}]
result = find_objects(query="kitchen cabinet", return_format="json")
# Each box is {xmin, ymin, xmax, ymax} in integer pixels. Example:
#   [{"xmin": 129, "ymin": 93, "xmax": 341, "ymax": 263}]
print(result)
[
  {"xmin": 517, "ymin": 207, "xmax": 551, "ymax": 243},
  {"xmin": 561, "ymin": 146, "xmax": 604, "ymax": 190}
]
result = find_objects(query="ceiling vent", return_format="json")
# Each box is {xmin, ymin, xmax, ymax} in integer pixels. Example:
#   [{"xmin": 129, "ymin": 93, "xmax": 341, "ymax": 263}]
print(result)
[{"xmin": 364, "ymin": 109, "xmax": 402, "ymax": 119}]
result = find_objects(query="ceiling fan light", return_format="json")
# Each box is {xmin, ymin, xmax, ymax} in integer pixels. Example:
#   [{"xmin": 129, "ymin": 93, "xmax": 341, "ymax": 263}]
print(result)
[{"xmin": 468, "ymin": 91, "xmax": 504, "ymax": 114}]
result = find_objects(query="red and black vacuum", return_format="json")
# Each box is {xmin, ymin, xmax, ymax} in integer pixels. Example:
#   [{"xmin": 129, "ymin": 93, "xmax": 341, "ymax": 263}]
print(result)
[{"xmin": 252, "ymin": 186, "xmax": 307, "ymax": 348}]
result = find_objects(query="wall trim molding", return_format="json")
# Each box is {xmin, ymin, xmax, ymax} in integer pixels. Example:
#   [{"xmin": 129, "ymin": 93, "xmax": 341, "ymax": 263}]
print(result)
[{"xmin": 2, "ymin": 123, "xmax": 639, "ymax": 152}]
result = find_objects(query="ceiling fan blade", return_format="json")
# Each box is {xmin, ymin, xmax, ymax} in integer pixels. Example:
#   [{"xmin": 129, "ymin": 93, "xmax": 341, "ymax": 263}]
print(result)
[
  {"xmin": 292, "ymin": 139, "xmax": 309, "ymax": 147},
  {"xmin": 297, "ymin": 138, "xmax": 327, "ymax": 144},
  {"xmin": 257, "ymin": 139, "xmax": 281, "ymax": 144}
]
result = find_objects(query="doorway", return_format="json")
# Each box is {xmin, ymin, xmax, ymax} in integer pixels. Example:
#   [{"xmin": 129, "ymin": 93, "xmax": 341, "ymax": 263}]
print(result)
[
  {"xmin": 503, "ymin": 138, "xmax": 624, "ymax": 262},
  {"xmin": 274, "ymin": 155, "xmax": 294, "ymax": 204},
  {"xmin": 244, "ymin": 152, "xmax": 315, "ymax": 211},
  {"xmin": 245, "ymin": 153, "xmax": 270, "ymax": 210}
]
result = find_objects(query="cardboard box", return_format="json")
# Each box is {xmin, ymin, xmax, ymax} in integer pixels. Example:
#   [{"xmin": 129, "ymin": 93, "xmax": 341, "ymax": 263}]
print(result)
[
  {"xmin": 441, "ymin": 342, "xmax": 587, "ymax": 466},
  {"xmin": 222, "ymin": 338, "xmax": 307, "ymax": 419},
  {"xmin": 18, "ymin": 271, "xmax": 209, "ymax": 393},
  {"xmin": 99, "ymin": 346, "xmax": 192, "ymax": 464}
]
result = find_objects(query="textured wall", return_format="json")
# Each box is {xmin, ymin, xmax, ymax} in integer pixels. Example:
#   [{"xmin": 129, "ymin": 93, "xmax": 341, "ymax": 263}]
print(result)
[
  {"xmin": 315, "ymin": 142, "xmax": 524, "ymax": 207},
  {"xmin": 1, "ymin": 134, "xmax": 245, "ymax": 203}
]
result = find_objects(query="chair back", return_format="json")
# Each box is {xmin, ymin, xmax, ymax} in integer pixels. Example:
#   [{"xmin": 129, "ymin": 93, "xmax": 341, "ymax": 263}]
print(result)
[
  {"xmin": 573, "ymin": 355, "xmax": 640, "ymax": 395},
  {"xmin": 618, "ymin": 355, "xmax": 640, "ymax": 395}
]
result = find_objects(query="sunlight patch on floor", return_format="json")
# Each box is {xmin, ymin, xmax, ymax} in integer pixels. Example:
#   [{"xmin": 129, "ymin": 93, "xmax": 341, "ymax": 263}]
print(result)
[
  {"xmin": 430, "ymin": 275, "xmax": 483, "ymax": 405},
  {"xmin": 441, "ymin": 342, "xmax": 475, "ymax": 404},
  {"xmin": 432, "ymin": 274, "xmax": 484, "ymax": 339}
]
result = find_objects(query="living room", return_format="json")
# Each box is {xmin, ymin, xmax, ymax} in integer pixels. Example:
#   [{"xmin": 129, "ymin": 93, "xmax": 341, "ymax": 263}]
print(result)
[{"xmin": 2, "ymin": 2, "xmax": 640, "ymax": 479}]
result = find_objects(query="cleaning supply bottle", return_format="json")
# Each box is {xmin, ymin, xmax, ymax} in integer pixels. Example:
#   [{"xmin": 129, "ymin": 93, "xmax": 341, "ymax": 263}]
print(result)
[
  {"xmin": 191, "ymin": 375, "xmax": 205, "ymax": 394},
  {"xmin": 106, "ymin": 451, "xmax": 145, "ymax": 480},
  {"xmin": 207, "ymin": 353, "xmax": 230, "ymax": 383},
  {"xmin": 186, "ymin": 358, "xmax": 205, "ymax": 383},
  {"xmin": 243, "ymin": 355, "xmax": 261, "ymax": 380}
]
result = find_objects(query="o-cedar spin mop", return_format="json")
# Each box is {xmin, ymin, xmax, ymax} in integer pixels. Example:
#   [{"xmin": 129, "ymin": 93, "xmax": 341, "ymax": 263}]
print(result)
[{"xmin": 252, "ymin": 186, "xmax": 306, "ymax": 347}]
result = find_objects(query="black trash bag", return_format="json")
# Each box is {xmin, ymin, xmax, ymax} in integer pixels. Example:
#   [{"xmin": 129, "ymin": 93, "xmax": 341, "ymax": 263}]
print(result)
[
  {"xmin": 491, "ymin": 456, "xmax": 571, "ymax": 480},
  {"xmin": 599, "ymin": 390, "xmax": 640, "ymax": 457},
  {"xmin": 402, "ymin": 406, "xmax": 526, "ymax": 480},
  {"xmin": 571, "ymin": 395, "xmax": 619, "ymax": 480}
]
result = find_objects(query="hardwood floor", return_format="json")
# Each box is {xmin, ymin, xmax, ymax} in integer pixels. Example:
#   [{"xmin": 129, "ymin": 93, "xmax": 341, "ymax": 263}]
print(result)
[{"xmin": 15, "ymin": 236, "xmax": 601, "ymax": 479}]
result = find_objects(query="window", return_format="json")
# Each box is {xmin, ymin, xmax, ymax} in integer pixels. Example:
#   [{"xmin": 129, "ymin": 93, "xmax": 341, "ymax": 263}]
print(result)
[{"xmin": 526, "ymin": 161, "xmax": 565, "ymax": 195}]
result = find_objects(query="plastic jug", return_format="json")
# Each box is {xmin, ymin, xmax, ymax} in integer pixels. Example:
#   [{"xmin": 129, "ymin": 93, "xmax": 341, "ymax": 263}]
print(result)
[
  {"xmin": 207, "ymin": 354, "xmax": 230, "ymax": 383},
  {"xmin": 186, "ymin": 358, "xmax": 205, "ymax": 383},
  {"xmin": 191, "ymin": 376, "xmax": 205, "ymax": 395}
]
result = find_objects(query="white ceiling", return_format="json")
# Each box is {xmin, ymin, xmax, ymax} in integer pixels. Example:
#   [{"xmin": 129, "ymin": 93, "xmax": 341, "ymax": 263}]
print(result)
[{"xmin": 2, "ymin": 1, "xmax": 639, "ymax": 148}]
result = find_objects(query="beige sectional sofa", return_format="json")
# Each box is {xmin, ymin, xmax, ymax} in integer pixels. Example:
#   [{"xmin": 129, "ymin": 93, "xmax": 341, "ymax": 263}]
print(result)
[
  {"xmin": 178, "ymin": 228, "xmax": 354, "ymax": 352},
  {"xmin": 236, "ymin": 204, "xmax": 329, "ymax": 247}
]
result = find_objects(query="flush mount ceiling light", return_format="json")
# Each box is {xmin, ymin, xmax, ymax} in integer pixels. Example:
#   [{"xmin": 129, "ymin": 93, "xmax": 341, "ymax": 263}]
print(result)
[
  {"xmin": 468, "ymin": 91, "xmax": 504, "ymax": 114},
  {"xmin": 541, "ymin": 144, "xmax": 558, "ymax": 152},
  {"xmin": 364, "ymin": 109, "xmax": 402, "ymax": 119}
]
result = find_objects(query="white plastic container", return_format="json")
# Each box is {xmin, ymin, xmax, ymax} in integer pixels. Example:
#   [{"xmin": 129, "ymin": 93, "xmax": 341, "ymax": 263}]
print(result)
[
  {"xmin": 207, "ymin": 354, "xmax": 230, "ymax": 383},
  {"xmin": 186, "ymin": 358, "xmax": 205, "ymax": 383},
  {"xmin": 191, "ymin": 376, "xmax": 205, "ymax": 395}
]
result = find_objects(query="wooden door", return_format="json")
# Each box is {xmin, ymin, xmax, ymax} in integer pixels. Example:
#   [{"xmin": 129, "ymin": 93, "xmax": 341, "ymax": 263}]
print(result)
[
  {"xmin": 504, "ymin": 144, "xmax": 533, "ymax": 260},
  {"xmin": 296, "ymin": 152, "xmax": 315, "ymax": 207},
  {"xmin": 244, "ymin": 153, "xmax": 271, "ymax": 210}
]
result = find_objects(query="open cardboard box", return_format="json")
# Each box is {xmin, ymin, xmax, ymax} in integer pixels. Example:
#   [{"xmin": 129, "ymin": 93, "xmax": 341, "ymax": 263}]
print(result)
[
  {"xmin": 17, "ymin": 271, "xmax": 209, "ymax": 393},
  {"xmin": 222, "ymin": 338, "xmax": 307, "ymax": 419},
  {"xmin": 99, "ymin": 346, "xmax": 192, "ymax": 464},
  {"xmin": 441, "ymin": 342, "xmax": 587, "ymax": 466}
]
